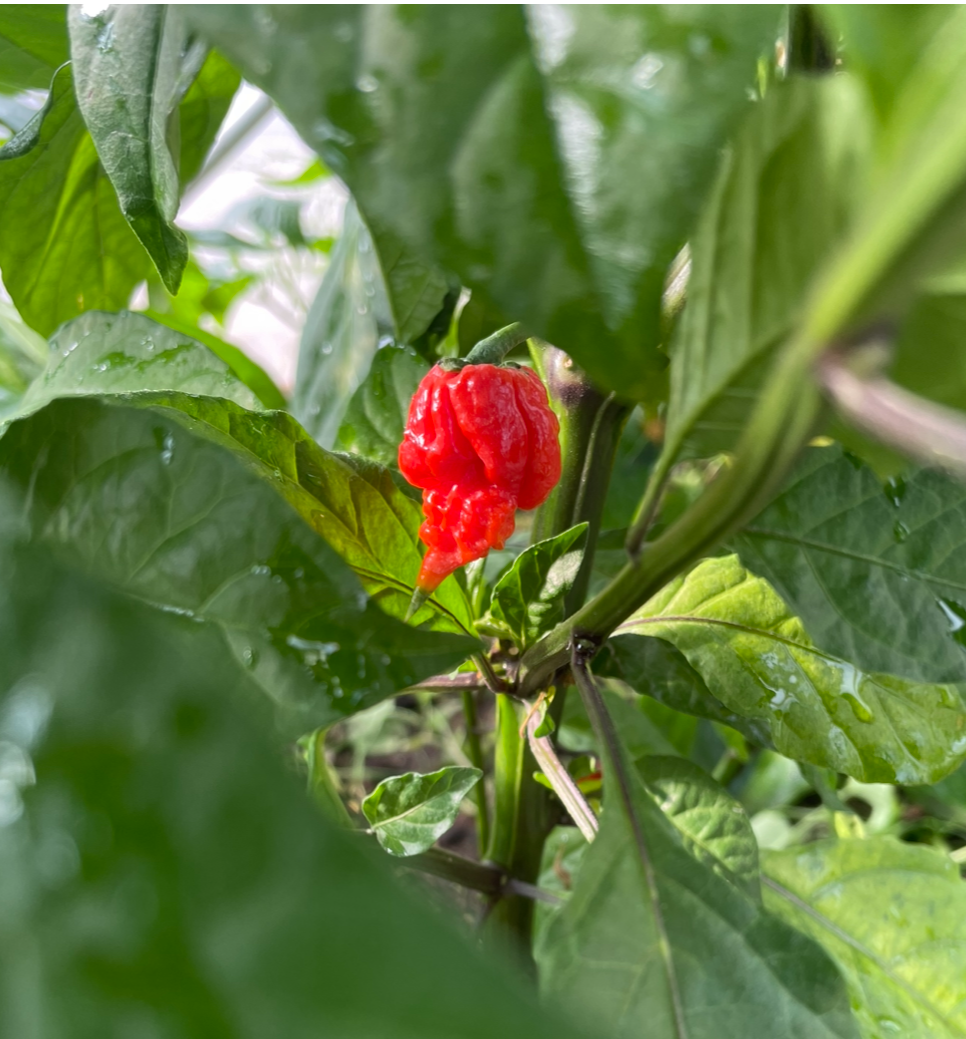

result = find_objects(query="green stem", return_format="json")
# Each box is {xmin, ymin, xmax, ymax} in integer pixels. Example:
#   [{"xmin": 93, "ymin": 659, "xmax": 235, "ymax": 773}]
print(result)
[
  {"xmin": 787, "ymin": 6, "xmax": 835, "ymax": 73},
  {"xmin": 486, "ymin": 694, "xmax": 525, "ymax": 870},
  {"xmin": 400, "ymin": 846, "xmax": 505, "ymax": 897},
  {"xmin": 462, "ymin": 689, "xmax": 490, "ymax": 856},
  {"xmin": 465, "ymin": 322, "xmax": 529, "ymax": 365},
  {"xmin": 304, "ymin": 729, "xmax": 354, "ymax": 828},
  {"xmin": 518, "ymin": 331, "xmax": 825, "ymax": 699}
]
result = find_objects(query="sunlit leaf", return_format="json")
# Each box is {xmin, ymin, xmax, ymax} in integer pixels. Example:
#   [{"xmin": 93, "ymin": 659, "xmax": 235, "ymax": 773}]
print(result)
[
  {"xmin": 764, "ymin": 837, "xmax": 966, "ymax": 1039},
  {"xmin": 615, "ymin": 554, "xmax": 966, "ymax": 784},
  {"xmin": 363, "ymin": 766, "xmax": 482, "ymax": 856}
]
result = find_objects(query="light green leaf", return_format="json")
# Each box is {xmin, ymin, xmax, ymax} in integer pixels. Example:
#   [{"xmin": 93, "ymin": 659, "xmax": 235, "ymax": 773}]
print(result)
[
  {"xmin": 0, "ymin": 5, "xmax": 67, "ymax": 93},
  {"xmin": 638, "ymin": 755, "xmax": 760, "ymax": 901},
  {"xmin": 68, "ymin": 5, "xmax": 196, "ymax": 292},
  {"xmin": 764, "ymin": 837, "xmax": 966, "ymax": 1039},
  {"xmin": 363, "ymin": 766, "xmax": 482, "ymax": 857},
  {"xmin": 187, "ymin": 5, "xmax": 781, "ymax": 401},
  {"xmin": 820, "ymin": 6, "xmax": 949, "ymax": 122},
  {"xmin": 0, "ymin": 302, "xmax": 46, "ymax": 417},
  {"xmin": 537, "ymin": 711, "xmax": 857, "ymax": 1039},
  {"xmin": 0, "ymin": 65, "xmax": 152, "ymax": 335},
  {"xmin": 733, "ymin": 445, "xmax": 966, "ymax": 684},
  {"xmin": 293, "ymin": 200, "xmax": 387, "ymax": 447},
  {"xmin": 661, "ymin": 76, "xmax": 869, "ymax": 467},
  {"xmin": 6, "ymin": 311, "xmax": 475, "ymax": 637},
  {"xmin": 0, "ymin": 518, "xmax": 583, "ymax": 1039},
  {"xmin": 616, "ymin": 554, "xmax": 966, "ymax": 784},
  {"xmin": 481, "ymin": 524, "xmax": 588, "ymax": 649},
  {"xmin": 336, "ymin": 344, "xmax": 429, "ymax": 468}
]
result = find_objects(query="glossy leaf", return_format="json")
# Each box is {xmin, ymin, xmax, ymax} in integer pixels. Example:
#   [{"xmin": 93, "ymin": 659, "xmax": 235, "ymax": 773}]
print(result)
[
  {"xmin": 7, "ymin": 311, "xmax": 475, "ymax": 637},
  {"xmin": 733, "ymin": 445, "xmax": 966, "ymax": 684},
  {"xmin": 0, "ymin": 65, "xmax": 152, "ymax": 335},
  {"xmin": 537, "ymin": 713, "xmax": 857, "ymax": 1039},
  {"xmin": 0, "ymin": 523, "xmax": 584, "ymax": 1039},
  {"xmin": 638, "ymin": 755, "xmax": 760, "ymax": 901},
  {"xmin": 336, "ymin": 344, "xmax": 429, "ymax": 468},
  {"xmin": 293, "ymin": 201, "xmax": 387, "ymax": 447},
  {"xmin": 363, "ymin": 766, "xmax": 482, "ymax": 856},
  {"xmin": 481, "ymin": 524, "xmax": 588, "ymax": 649},
  {"xmin": 604, "ymin": 632, "xmax": 772, "ymax": 747},
  {"xmin": 661, "ymin": 76, "xmax": 869, "ymax": 466},
  {"xmin": 68, "ymin": 5, "xmax": 196, "ymax": 292},
  {"xmin": 616, "ymin": 554, "xmax": 966, "ymax": 784},
  {"xmin": 187, "ymin": 5, "xmax": 780, "ymax": 401},
  {"xmin": 0, "ymin": 5, "xmax": 67, "ymax": 92},
  {"xmin": 764, "ymin": 838, "xmax": 966, "ymax": 1039}
]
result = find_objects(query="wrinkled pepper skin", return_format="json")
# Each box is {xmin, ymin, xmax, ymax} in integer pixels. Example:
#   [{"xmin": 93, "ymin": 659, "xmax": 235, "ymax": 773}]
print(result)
[{"xmin": 399, "ymin": 363, "xmax": 561, "ymax": 594}]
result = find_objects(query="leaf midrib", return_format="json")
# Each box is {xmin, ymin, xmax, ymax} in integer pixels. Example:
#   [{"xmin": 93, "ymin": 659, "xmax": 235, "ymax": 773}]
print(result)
[{"xmin": 763, "ymin": 874, "xmax": 966, "ymax": 1037}]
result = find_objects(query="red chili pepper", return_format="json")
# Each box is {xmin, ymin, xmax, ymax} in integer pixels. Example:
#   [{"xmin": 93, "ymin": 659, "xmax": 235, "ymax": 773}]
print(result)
[{"xmin": 399, "ymin": 363, "xmax": 561, "ymax": 595}]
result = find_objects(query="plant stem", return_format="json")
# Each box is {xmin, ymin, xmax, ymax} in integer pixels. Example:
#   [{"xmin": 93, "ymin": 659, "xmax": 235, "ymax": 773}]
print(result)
[
  {"xmin": 525, "ymin": 707, "xmax": 598, "ymax": 842},
  {"xmin": 462, "ymin": 688, "xmax": 490, "ymax": 855},
  {"xmin": 464, "ymin": 322, "xmax": 529, "ymax": 365},
  {"xmin": 305, "ymin": 729, "xmax": 354, "ymax": 828},
  {"xmin": 486, "ymin": 694, "xmax": 525, "ymax": 870},
  {"xmin": 400, "ymin": 846, "xmax": 504, "ymax": 896},
  {"xmin": 518, "ymin": 330, "xmax": 825, "ymax": 699}
]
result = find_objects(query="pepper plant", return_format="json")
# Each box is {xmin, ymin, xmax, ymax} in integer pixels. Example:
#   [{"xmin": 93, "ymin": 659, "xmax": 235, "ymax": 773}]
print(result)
[{"xmin": 5, "ymin": 5, "xmax": 966, "ymax": 1038}]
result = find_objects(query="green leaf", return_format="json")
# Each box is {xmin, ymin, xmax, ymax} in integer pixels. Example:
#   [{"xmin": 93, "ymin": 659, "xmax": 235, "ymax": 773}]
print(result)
[
  {"xmin": 733, "ymin": 445, "xmax": 966, "ymax": 684},
  {"xmin": 764, "ymin": 837, "xmax": 966, "ymax": 1039},
  {"xmin": 0, "ymin": 65, "xmax": 152, "ymax": 335},
  {"xmin": 68, "ymin": 5, "xmax": 196, "ymax": 292},
  {"xmin": 536, "ymin": 711, "xmax": 857, "ymax": 1039},
  {"xmin": 0, "ymin": 521, "xmax": 583, "ymax": 1039},
  {"xmin": 481, "ymin": 524, "xmax": 588, "ymax": 650},
  {"xmin": 638, "ymin": 755, "xmax": 760, "ymax": 901},
  {"xmin": 603, "ymin": 632, "xmax": 772, "ymax": 747},
  {"xmin": 0, "ymin": 5, "xmax": 67, "ymax": 92},
  {"xmin": 616, "ymin": 554, "xmax": 966, "ymax": 784},
  {"xmin": 661, "ymin": 76, "xmax": 870, "ymax": 467},
  {"xmin": 144, "ymin": 307, "xmax": 286, "ymax": 410},
  {"xmin": 293, "ymin": 200, "xmax": 387, "ymax": 447},
  {"xmin": 8, "ymin": 311, "xmax": 475, "ymax": 638},
  {"xmin": 362, "ymin": 766, "xmax": 482, "ymax": 857},
  {"xmin": 821, "ymin": 6, "xmax": 949, "ymax": 122},
  {"xmin": 177, "ymin": 48, "xmax": 241, "ymax": 184},
  {"xmin": 336, "ymin": 344, "xmax": 429, "ymax": 468},
  {"xmin": 187, "ymin": 5, "xmax": 781, "ymax": 402},
  {"xmin": 0, "ymin": 301, "xmax": 46, "ymax": 417}
]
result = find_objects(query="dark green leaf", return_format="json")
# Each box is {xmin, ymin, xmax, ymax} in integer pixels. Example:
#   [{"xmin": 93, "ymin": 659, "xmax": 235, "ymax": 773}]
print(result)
[
  {"xmin": 362, "ymin": 766, "xmax": 482, "ymax": 856},
  {"xmin": 536, "ymin": 710, "xmax": 857, "ymax": 1039},
  {"xmin": 0, "ymin": 65, "xmax": 152, "ymax": 335},
  {"xmin": 178, "ymin": 48, "xmax": 241, "ymax": 184},
  {"xmin": 187, "ymin": 5, "xmax": 781, "ymax": 402},
  {"xmin": 7, "ymin": 311, "xmax": 475, "ymax": 638},
  {"xmin": 764, "ymin": 837, "xmax": 966, "ymax": 1039},
  {"xmin": 481, "ymin": 524, "xmax": 587, "ymax": 650},
  {"xmin": 733, "ymin": 445, "xmax": 966, "ymax": 684},
  {"xmin": 68, "ymin": 5, "xmax": 196, "ymax": 292},
  {"xmin": 0, "ymin": 518, "xmax": 584, "ymax": 1039},
  {"xmin": 637, "ymin": 755, "xmax": 760, "ymax": 900},
  {"xmin": 336, "ymin": 344, "xmax": 428, "ymax": 468},
  {"xmin": 661, "ymin": 76, "xmax": 869, "ymax": 467},
  {"xmin": 603, "ymin": 633, "xmax": 772, "ymax": 747},
  {"xmin": 616, "ymin": 554, "xmax": 966, "ymax": 784},
  {"xmin": 0, "ymin": 5, "xmax": 67, "ymax": 92}
]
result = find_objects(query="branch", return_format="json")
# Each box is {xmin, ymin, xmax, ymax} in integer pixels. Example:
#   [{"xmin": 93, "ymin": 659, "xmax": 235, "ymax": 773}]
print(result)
[
  {"xmin": 404, "ymin": 673, "xmax": 486, "ymax": 693},
  {"xmin": 817, "ymin": 351, "xmax": 966, "ymax": 477},
  {"xmin": 524, "ymin": 704, "xmax": 599, "ymax": 843},
  {"xmin": 396, "ymin": 847, "xmax": 561, "ymax": 904}
]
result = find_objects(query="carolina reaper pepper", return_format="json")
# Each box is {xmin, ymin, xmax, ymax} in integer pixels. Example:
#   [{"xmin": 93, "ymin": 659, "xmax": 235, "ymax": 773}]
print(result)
[{"xmin": 399, "ymin": 360, "xmax": 561, "ymax": 597}]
